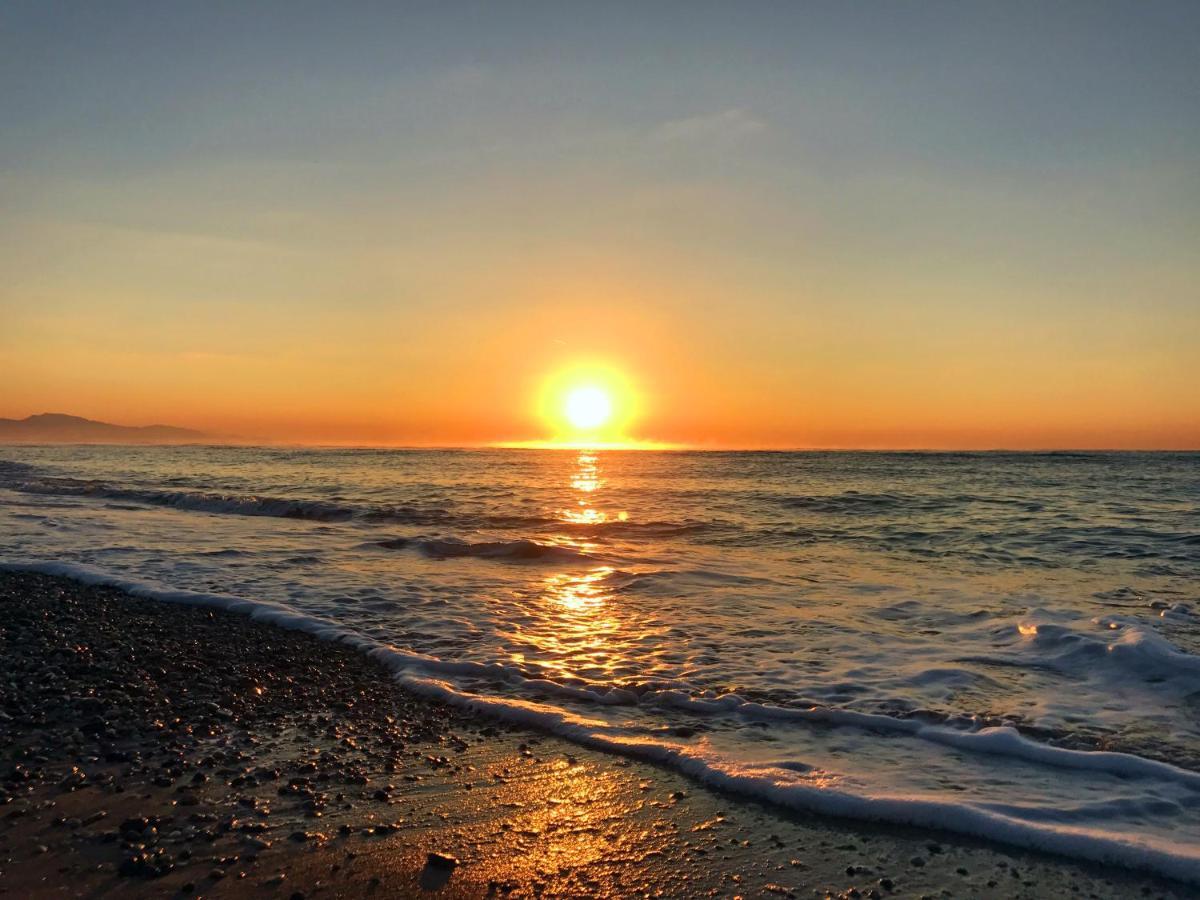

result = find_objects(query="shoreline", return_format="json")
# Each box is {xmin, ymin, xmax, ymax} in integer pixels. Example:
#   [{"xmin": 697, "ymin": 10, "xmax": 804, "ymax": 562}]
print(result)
[{"xmin": 0, "ymin": 569, "xmax": 1188, "ymax": 898}]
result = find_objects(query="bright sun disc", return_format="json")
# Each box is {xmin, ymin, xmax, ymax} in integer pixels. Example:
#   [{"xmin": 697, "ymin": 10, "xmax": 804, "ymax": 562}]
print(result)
[{"xmin": 564, "ymin": 386, "xmax": 612, "ymax": 430}]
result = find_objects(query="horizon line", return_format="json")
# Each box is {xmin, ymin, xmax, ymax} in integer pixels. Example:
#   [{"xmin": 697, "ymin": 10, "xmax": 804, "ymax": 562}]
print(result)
[{"xmin": 2, "ymin": 439, "xmax": 1198, "ymax": 453}]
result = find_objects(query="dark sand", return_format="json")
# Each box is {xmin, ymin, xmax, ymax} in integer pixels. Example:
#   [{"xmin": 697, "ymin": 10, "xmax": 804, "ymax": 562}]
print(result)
[{"xmin": 0, "ymin": 570, "xmax": 1189, "ymax": 899}]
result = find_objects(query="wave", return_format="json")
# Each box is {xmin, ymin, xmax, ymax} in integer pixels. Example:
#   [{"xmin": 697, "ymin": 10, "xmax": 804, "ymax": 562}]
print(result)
[
  {"xmin": 780, "ymin": 491, "xmax": 910, "ymax": 513},
  {"xmin": 7, "ymin": 477, "xmax": 452, "ymax": 525},
  {"xmin": 367, "ymin": 535, "xmax": 596, "ymax": 563},
  {"xmin": 414, "ymin": 537, "xmax": 595, "ymax": 563},
  {"xmin": 777, "ymin": 490, "xmax": 1045, "ymax": 516},
  {"xmin": 646, "ymin": 690, "xmax": 1200, "ymax": 789},
  {"xmin": 3, "ymin": 473, "xmax": 716, "ymax": 540},
  {"xmin": 1013, "ymin": 616, "xmax": 1200, "ymax": 681},
  {"xmin": 564, "ymin": 519, "xmax": 717, "ymax": 537},
  {"xmin": 0, "ymin": 460, "xmax": 39, "ymax": 477},
  {"xmin": 10, "ymin": 469, "xmax": 1193, "ymax": 570},
  {"xmin": 762, "ymin": 517, "xmax": 1199, "ymax": 567},
  {"xmin": 409, "ymin": 683, "xmax": 1200, "ymax": 886},
  {"xmin": 5, "ymin": 557, "xmax": 1200, "ymax": 885},
  {"xmin": 446, "ymin": 513, "xmax": 717, "ymax": 538}
]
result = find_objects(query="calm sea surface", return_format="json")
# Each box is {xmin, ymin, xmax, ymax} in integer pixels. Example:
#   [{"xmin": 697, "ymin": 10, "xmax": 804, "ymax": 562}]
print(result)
[{"xmin": 2, "ymin": 447, "xmax": 1198, "ymax": 877}]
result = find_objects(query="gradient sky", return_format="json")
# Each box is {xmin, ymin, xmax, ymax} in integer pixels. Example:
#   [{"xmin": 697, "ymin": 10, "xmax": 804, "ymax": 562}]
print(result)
[{"xmin": 2, "ymin": 1, "xmax": 1197, "ymax": 448}]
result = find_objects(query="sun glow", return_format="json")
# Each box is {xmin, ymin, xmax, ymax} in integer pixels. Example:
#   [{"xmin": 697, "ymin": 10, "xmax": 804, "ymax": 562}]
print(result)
[
  {"xmin": 496, "ymin": 362, "xmax": 675, "ymax": 449},
  {"xmin": 520, "ymin": 361, "xmax": 651, "ymax": 448},
  {"xmin": 564, "ymin": 386, "xmax": 612, "ymax": 430}
]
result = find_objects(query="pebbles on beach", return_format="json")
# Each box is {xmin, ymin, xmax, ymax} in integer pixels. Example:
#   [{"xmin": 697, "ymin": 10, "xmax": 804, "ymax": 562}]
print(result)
[{"xmin": 0, "ymin": 570, "xmax": 1189, "ymax": 898}]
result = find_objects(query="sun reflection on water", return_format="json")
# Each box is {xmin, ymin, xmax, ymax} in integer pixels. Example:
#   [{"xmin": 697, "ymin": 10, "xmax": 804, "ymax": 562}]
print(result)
[
  {"xmin": 512, "ymin": 451, "xmax": 645, "ymax": 684},
  {"xmin": 545, "ymin": 566, "xmax": 615, "ymax": 612},
  {"xmin": 561, "ymin": 451, "xmax": 628, "ymax": 526},
  {"xmin": 571, "ymin": 452, "xmax": 603, "ymax": 492},
  {"xmin": 518, "ymin": 566, "xmax": 626, "ymax": 683}
]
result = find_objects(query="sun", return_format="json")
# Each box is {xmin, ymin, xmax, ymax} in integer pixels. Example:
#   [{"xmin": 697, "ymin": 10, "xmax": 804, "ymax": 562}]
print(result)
[
  {"xmin": 517, "ymin": 360, "xmax": 655, "ymax": 448},
  {"xmin": 564, "ymin": 386, "xmax": 612, "ymax": 431}
]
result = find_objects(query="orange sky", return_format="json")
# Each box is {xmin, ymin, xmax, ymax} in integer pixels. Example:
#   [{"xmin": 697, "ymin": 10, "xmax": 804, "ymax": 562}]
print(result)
[
  {"xmin": 4, "ymin": 277, "xmax": 1195, "ymax": 449},
  {"xmin": 2, "ymin": 5, "xmax": 1198, "ymax": 450}
]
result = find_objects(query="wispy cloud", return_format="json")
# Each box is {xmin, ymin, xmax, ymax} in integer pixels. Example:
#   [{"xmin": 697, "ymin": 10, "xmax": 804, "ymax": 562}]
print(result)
[{"xmin": 650, "ymin": 108, "xmax": 766, "ymax": 144}]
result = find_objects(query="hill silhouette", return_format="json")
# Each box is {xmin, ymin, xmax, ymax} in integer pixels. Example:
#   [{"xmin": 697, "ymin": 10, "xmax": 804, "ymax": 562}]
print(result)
[{"xmin": 0, "ymin": 413, "xmax": 207, "ymax": 444}]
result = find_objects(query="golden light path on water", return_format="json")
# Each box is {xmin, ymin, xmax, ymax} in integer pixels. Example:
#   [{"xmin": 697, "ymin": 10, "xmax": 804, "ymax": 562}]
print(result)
[
  {"xmin": 562, "ymin": 451, "xmax": 627, "ymax": 526},
  {"xmin": 506, "ymin": 451, "xmax": 646, "ymax": 686},
  {"xmin": 530, "ymin": 567, "xmax": 624, "ymax": 683}
]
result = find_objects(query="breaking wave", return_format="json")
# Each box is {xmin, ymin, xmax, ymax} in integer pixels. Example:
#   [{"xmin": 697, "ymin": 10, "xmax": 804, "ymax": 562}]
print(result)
[
  {"xmin": 7, "ymin": 477, "xmax": 452, "ymax": 525},
  {"xmin": 413, "ymin": 537, "xmax": 596, "ymax": 563}
]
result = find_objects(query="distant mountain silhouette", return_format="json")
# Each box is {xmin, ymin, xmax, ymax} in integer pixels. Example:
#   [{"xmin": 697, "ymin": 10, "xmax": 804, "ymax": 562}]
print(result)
[{"xmin": 0, "ymin": 413, "xmax": 208, "ymax": 444}]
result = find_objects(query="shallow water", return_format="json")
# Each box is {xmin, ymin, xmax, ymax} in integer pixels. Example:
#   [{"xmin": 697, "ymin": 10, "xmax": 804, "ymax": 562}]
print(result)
[{"xmin": 2, "ymin": 447, "xmax": 1198, "ymax": 879}]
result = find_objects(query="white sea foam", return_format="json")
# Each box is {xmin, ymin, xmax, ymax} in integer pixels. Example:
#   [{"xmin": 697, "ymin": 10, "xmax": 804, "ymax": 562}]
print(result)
[
  {"xmin": 6, "ymin": 557, "xmax": 1200, "ymax": 885},
  {"xmin": 1024, "ymin": 615, "xmax": 1200, "ymax": 678}
]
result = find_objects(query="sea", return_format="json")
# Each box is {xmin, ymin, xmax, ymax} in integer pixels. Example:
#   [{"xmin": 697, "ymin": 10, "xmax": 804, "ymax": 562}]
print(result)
[{"xmin": 1, "ymin": 446, "xmax": 1198, "ymax": 881}]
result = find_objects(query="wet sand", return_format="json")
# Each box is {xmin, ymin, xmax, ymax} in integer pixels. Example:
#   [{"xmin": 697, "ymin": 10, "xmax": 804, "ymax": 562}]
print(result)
[{"xmin": 0, "ymin": 570, "xmax": 1188, "ymax": 899}]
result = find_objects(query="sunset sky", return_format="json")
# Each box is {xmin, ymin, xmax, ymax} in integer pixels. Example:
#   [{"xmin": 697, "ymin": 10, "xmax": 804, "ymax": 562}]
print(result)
[{"xmin": 2, "ymin": 2, "xmax": 1197, "ymax": 448}]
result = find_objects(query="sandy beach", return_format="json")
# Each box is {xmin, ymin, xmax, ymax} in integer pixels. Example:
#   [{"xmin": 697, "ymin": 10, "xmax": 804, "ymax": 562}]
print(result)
[{"xmin": 0, "ymin": 570, "xmax": 1188, "ymax": 899}]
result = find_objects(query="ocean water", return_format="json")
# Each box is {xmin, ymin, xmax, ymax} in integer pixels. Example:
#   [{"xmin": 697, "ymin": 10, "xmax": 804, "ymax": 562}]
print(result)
[{"xmin": 2, "ymin": 447, "xmax": 1199, "ymax": 880}]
